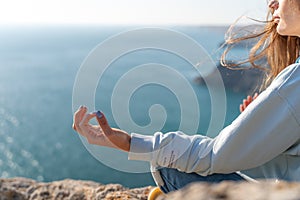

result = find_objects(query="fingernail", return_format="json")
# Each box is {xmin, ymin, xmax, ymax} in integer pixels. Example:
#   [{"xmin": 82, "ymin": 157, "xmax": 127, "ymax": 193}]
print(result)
[{"xmin": 96, "ymin": 111, "xmax": 103, "ymax": 118}]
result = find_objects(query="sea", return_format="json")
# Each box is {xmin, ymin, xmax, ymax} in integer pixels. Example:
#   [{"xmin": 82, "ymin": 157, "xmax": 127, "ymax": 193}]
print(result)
[{"xmin": 0, "ymin": 25, "xmax": 248, "ymax": 188}]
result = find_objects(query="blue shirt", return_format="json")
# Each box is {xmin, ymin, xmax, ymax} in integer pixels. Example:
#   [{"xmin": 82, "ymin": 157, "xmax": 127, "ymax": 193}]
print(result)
[{"xmin": 129, "ymin": 61, "xmax": 300, "ymax": 181}]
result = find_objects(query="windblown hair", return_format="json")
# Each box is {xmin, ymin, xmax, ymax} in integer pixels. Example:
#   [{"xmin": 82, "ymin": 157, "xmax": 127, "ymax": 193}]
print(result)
[{"xmin": 221, "ymin": 5, "xmax": 300, "ymax": 90}]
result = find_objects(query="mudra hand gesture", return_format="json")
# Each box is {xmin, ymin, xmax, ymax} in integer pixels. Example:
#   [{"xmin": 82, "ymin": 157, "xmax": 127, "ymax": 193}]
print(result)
[{"xmin": 72, "ymin": 106, "xmax": 131, "ymax": 152}]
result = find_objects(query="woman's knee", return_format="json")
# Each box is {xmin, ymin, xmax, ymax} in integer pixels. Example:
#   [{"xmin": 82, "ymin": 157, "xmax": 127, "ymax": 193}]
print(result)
[
  {"xmin": 152, "ymin": 167, "xmax": 246, "ymax": 193},
  {"xmin": 152, "ymin": 168, "xmax": 196, "ymax": 193},
  {"xmin": 151, "ymin": 168, "xmax": 181, "ymax": 193}
]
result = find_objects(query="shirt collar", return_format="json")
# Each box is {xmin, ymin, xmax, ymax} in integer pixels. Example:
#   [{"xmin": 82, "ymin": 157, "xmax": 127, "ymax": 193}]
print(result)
[{"xmin": 296, "ymin": 56, "xmax": 300, "ymax": 63}]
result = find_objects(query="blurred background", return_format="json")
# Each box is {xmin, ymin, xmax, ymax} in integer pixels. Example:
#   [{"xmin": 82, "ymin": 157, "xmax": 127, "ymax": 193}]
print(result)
[{"xmin": 0, "ymin": 0, "xmax": 267, "ymax": 188}]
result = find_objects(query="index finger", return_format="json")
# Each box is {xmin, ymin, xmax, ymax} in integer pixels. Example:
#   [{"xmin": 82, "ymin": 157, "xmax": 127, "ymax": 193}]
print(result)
[{"xmin": 95, "ymin": 111, "xmax": 112, "ymax": 135}]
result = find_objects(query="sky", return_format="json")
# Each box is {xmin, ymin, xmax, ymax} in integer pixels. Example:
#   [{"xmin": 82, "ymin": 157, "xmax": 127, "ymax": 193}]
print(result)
[{"xmin": 0, "ymin": 0, "xmax": 269, "ymax": 25}]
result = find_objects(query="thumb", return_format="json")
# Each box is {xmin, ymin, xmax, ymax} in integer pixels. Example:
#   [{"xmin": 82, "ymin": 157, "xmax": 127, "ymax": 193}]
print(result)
[{"xmin": 95, "ymin": 111, "xmax": 112, "ymax": 135}]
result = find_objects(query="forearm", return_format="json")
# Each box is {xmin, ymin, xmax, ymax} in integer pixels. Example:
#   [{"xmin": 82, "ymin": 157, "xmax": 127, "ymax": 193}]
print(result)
[{"xmin": 109, "ymin": 128, "xmax": 131, "ymax": 152}]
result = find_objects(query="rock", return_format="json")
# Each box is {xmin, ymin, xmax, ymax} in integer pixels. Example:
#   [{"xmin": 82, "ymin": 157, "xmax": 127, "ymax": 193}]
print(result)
[
  {"xmin": 161, "ymin": 180, "xmax": 300, "ymax": 200},
  {"xmin": 1, "ymin": 178, "xmax": 300, "ymax": 200},
  {"xmin": 194, "ymin": 65, "xmax": 265, "ymax": 94},
  {"xmin": 0, "ymin": 177, "xmax": 153, "ymax": 200}
]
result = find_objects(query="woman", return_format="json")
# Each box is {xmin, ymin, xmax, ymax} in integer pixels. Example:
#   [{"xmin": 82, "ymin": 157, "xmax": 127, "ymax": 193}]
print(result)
[{"xmin": 72, "ymin": 0, "xmax": 300, "ymax": 196}]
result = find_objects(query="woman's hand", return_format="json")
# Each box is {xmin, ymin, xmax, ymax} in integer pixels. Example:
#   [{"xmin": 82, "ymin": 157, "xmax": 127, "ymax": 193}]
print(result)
[
  {"xmin": 239, "ymin": 93, "xmax": 258, "ymax": 113},
  {"xmin": 72, "ymin": 106, "xmax": 131, "ymax": 152}
]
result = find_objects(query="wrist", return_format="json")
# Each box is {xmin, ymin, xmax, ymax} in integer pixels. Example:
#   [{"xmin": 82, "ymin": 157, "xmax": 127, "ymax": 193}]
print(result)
[{"xmin": 111, "ymin": 128, "xmax": 131, "ymax": 152}]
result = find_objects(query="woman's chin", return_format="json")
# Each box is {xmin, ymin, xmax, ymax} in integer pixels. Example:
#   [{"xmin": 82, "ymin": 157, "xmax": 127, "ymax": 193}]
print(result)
[
  {"xmin": 276, "ymin": 25, "xmax": 298, "ymax": 36},
  {"xmin": 276, "ymin": 26, "xmax": 288, "ymax": 36}
]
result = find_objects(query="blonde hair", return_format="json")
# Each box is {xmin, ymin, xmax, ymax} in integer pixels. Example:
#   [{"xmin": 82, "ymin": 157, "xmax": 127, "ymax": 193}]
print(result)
[{"xmin": 221, "ymin": 6, "xmax": 300, "ymax": 90}]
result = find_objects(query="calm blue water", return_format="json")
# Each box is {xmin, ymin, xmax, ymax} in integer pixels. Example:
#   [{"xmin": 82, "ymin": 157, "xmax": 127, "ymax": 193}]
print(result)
[{"xmin": 0, "ymin": 25, "xmax": 246, "ymax": 188}]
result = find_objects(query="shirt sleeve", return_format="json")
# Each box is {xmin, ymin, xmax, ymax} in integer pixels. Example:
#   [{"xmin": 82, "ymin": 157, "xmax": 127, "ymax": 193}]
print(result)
[{"xmin": 128, "ymin": 65, "xmax": 300, "ymax": 176}]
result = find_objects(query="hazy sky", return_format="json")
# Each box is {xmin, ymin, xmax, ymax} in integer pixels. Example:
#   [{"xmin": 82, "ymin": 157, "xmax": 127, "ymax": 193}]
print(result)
[{"xmin": 0, "ymin": 0, "xmax": 269, "ymax": 25}]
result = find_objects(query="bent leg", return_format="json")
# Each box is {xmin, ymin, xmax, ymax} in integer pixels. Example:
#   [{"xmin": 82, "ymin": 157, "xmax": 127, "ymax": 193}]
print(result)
[{"xmin": 156, "ymin": 168, "xmax": 245, "ymax": 193}]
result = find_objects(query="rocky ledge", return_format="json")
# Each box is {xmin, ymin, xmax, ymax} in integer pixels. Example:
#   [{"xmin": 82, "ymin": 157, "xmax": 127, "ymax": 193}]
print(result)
[
  {"xmin": 0, "ymin": 177, "xmax": 153, "ymax": 200},
  {"xmin": 160, "ymin": 180, "xmax": 300, "ymax": 200},
  {"xmin": 1, "ymin": 178, "xmax": 300, "ymax": 200}
]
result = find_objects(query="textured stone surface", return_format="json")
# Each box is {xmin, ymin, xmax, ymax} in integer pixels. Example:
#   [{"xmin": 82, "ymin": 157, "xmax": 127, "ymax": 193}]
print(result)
[
  {"xmin": 0, "ymin": 177, "xmax": 153, "ymax": 200},
  {"xmin": 161, "ymin": 181, "xmax": 300, "ymax": 200},
  {"xmin": 1, "ymin": 178, "xmax": 300, "ymax": 200}
]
